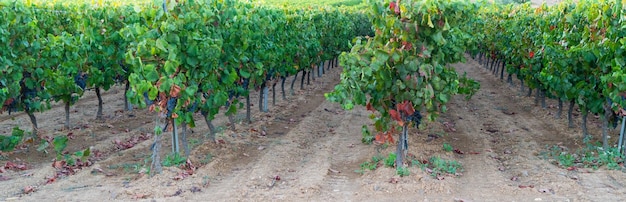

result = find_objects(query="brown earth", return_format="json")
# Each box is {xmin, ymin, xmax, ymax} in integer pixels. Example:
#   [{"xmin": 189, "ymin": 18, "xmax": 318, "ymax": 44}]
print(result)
[{"xmin": 1, "ymin": 56, "xmax": 625, "ymax": 202}]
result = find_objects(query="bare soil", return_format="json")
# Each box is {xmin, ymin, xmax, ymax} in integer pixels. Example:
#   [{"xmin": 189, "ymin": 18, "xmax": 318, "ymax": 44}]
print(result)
[{"xmin": 1, "ymin": 57, "xmax": 625, "ymax": 202}]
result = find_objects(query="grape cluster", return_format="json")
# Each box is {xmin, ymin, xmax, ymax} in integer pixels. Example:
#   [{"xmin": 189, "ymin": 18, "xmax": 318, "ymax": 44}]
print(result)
[
  {"xmin": 186, "ymin": 100, "xmax": 198, "ymax": 112},
  {"xmin": 407, "ymin": 110, "xmax": 422, "ymax": 128},
  {"xmin": 143, "ymin": 92, "xmax": 154, "ymax": 105},
  {"xmin": 166, "ymin": 97, "xmax": 177, "ymax": 117},
  {"xmin": 242, "ymin": 78, "xmax": 250, "ymax": 89},
  {"xmin": 4, "ymin": 98, "xmax": 18, "ymax": 115},
  {"xmin": 74, "ymin": 73, "xmax": 88, "ymax": 90}
]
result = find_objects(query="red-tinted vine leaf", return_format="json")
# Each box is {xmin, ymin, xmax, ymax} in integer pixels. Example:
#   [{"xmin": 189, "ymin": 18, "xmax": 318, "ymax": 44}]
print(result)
[
  {"xmin": 390, "ymin": 109, "xmax": 401, "ymax": 122},
  {"xmin": 366, "ymin": 102, "xmax": 375, "ymax": 112}
]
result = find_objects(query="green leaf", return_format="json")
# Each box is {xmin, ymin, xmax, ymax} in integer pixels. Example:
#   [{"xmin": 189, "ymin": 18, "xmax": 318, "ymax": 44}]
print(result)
[
  {"xmin": 156, "ymin": 38, "xmax": 168, "ymax": 53},
  {"xmin": 53, "ymin": 136, "xmax": 69, "ymax": 155}
]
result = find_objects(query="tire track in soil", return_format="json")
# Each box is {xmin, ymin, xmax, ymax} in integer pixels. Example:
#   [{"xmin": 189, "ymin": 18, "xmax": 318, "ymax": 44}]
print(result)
[
  {"xmin": 183, "ymin": 67, "xmax": 371, "ymax": 201},
  {"xmin": 187, "ymin": 86, "xmax": 371, "ymax": 200},
  {"xmin": 449, "ymin": 57, "xmax": 613, "ymax": 201},
  {"xmin": 315, "ymin": 108, "xmax": 371, "ymax": 201}
]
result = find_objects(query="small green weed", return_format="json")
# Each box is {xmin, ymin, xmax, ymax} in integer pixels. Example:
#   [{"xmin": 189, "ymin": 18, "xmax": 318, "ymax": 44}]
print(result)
[
  {"xmin": 361, "ymin": 125, "xmax": 374, "ymax": 145},
  {"xmin": 162, "ymin": 153, "xmax": 186, "ymax": 167},
  {"xmin": 354, "ymin": 154, "xmax": 384, "ymax": 174},
  {"xmin": 413, "ymin": 156, "xmax": 463, "ymax": 178},
  {"xmin": 396, "ymin": 167, "xmax": 410, "ymax": 177},
  {"xmin": 442, "ymin": 143, "xmax": 453, "ymax": 152},
  {"xmin": 384, "ymin": 153, "xmax": 396, "ymax": 167},
  {"xmin": 542, "ymin": 141, "xmax": 625, "ymax": 170}
]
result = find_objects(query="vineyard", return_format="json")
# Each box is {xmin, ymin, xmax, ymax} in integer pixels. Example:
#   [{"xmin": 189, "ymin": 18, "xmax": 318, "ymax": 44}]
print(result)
[{"xmin": 1, "ymin": 0, "xmax": 626, "ymax": 201}]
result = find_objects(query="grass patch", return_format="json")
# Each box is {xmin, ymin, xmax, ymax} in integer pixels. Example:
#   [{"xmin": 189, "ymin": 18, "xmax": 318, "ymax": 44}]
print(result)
[
  {"xmin": 541, "ymin": 140, "xmax": 625, "ymax": 170},
  {"xmin": 355, "ymin": 154, "xmax": 383, "ymax": 174},
  {"xmin": 412, "ymin": 156, "xmax": 463, "ymax": 178},
  {"xmin": 162, "ymin": 153, "xmax": 186, "ymax": 167},
  {"xmin": 442, "ymin": 143, "xmax": 453, "ymax": 152}
]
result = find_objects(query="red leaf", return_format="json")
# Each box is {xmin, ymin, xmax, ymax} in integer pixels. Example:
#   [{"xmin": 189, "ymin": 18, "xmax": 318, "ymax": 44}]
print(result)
[
  {"xmin": 401, "ymin": 100, "xmax": 415, "ymax": 115},
  {"xmin": 23, "ymin": 186, "xmax": 35, "ymax": 194},
  {"xmin": 454, "ymin": 149, "xmax": 465, "ymax": 155},
  {"xmin": 390, "ymin": 109, "xmax": 401, "ymax": 122},
  {"xmin": 394, "ymin": 2, "xmax": 401, "ymax": 14},
  {"xmin": 389, "ymin": 1, "xmax": 396, "ymax": 11},
  {"xmin": 529, "ymin": 51, "xmax": 535, "ymax": 58},
  {"xmin": 374, "ymin": 133, "xmax": 385, "ymax": 144},
  {"xmin": 366, "ymin": 102, "xmax": 375, "ymax": 112},
  {"xmin": 52, "ymin": 160, "xmax": 65, "ymax": 169},
  {"xmin": 386, "ymin": 132, "xmax": 395, "ymax": 143},
  {"xmin": 45, "ymin": 176, "xmax": 57, "ymax": 184},
  {"xmin": 67, "ymin": 132, "xmax": 74, "ymax": 139}
]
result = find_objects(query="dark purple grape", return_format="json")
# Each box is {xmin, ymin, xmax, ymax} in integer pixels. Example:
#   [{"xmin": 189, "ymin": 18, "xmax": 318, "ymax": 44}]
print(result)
[
  {"xmin": 143, "ymin": 92, "xmax": 154, "ymax": 105},
  {"xmin": 74, "ymin": 73, "xmax": 88, "ymax": 90},
  {"xmin": 166, "ymin": 97, "xmax": 177, "ymax": 117},
  {"xmin": 408, "ymin": 110, "xmax": 422, "ymax": 128}
]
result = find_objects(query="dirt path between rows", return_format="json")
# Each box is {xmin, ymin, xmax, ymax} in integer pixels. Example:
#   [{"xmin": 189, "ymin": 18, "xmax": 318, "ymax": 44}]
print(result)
[{"xmin": 3, "ymin": 57, "xmax": 626, "ymax": 201}]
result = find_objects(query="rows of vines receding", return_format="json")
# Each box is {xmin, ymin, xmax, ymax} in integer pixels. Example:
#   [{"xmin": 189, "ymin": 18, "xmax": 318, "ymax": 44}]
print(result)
[
  {"xmin": 471, "ymin": 0, "xmax": 626, "ymax": 149},
  {"xmin": 0, "ymin": 0, "xmax": 372, "ymax": 174}
]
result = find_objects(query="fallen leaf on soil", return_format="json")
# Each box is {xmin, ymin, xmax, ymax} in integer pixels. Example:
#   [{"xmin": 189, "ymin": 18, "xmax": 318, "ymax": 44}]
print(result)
[
  {"xmin": 45, "ymin": 175, "xmax": 57, "ymax": 184},
  {"xmin": 442, "ymin": 122, "xmax": 456, "ymax": 132},
  {"xmin": 566, "ymin": 166, "xmax": 577, "ymax": 171},
  {"xmin": 468, "ymin": 152, "xmax": 481, "ymax": 155},
  {"xmin": 502, "ymin": 110, "xmax": 516, "ymax": 115},
  {"xmin": 328, "ymin": 168, "xmax": 340, "ymax": 174},
  {"xmin": 389, "ymin": 178, "xmax": 399, "ymax": 184},
  {"xmin": 436, "ymin": 175, "xmax": 445, "ymax": 180},
  {"xmin": 167, "ymin": 189, "xmax": 183, "ymax": 197},
  {"xmin": 454, "ymin": 149, "xmax": 465, "ymax": 155},
  {"xmin": 486, "ymin": 129, "xmax": 498, "ymax": 133},
  {"xmin": 131, "ymin": 193, "xmax": 150, "ymax": 199},
  {"xmin": 23, "ymin": 186, "xmax": 35, "ymax": 194},
  {"xmin": 258, "ymin": 146, "xmax": 265, "ymax": 150},
  {"xmin": 52, "ymin": 160, "xmax": 65, "ymax": 169},
  {"xmin": 511, "ymin": 176, "xmax": 518, "ymax": 181},
  {"xmin": 0, "ymin": 175, "xmax": 11, "ymax": 181},
  {"xmin": 5, "ymin": 161, "xmax": 28, "ymax": 171},
  {"xmin": 67, "ymin": 132, "xmax": 75, "ymax": 140},
  {"xmin": 190, "ymin": 186, "xmax": 202, "ymax": 193}
]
